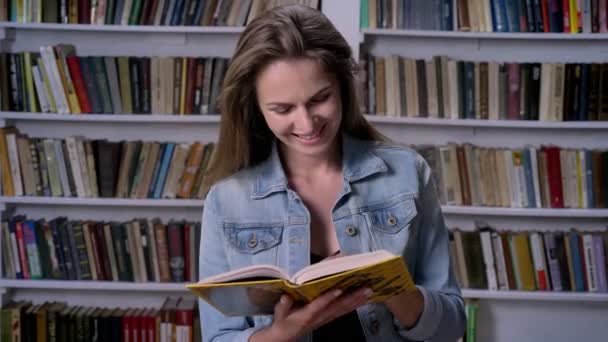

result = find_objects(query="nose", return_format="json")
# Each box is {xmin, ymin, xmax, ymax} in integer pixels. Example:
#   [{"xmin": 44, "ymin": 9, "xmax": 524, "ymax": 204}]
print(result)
[{"xmin": 294, "ymin": 106, "xmax": 315, "ymax": 132}]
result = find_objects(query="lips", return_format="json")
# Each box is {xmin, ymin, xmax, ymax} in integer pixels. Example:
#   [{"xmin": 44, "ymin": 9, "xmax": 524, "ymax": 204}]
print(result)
[{"xmin": 293, "ymin": 123, "xmax": 326, "ymax": 144}]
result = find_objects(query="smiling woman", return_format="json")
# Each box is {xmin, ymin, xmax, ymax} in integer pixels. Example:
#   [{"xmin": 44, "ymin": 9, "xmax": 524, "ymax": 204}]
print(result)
[{"xmin": 198, "ymin": 4, "xmax": 466, "ymax": 342}]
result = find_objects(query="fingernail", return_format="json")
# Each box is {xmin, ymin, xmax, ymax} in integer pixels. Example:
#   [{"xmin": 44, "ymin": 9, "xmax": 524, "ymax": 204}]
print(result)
[
  {"xmin": 280, "ymin": 296, "xmax": 287, "ymax": 304},
  {"xmin": 333, "ymin": 289, "xmax": 343, "ymax": 297},
  {"xmin": 363, "ymin": 288, "xmax": 374, "ymax": 298}
]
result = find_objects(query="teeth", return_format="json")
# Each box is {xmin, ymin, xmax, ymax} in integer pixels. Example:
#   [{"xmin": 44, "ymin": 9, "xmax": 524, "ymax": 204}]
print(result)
[{"xmin": 299, "ymin": 133, "xmax": 319, "ymax": 139}]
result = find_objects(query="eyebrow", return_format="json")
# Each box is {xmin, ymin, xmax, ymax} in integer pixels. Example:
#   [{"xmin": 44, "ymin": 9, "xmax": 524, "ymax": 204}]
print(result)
[{"xmin": 264, "ymin": 85, "xmax": 332, "ymax": 107}]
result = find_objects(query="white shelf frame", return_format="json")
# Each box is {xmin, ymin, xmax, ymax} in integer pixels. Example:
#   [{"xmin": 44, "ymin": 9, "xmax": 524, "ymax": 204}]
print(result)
[
  {"xmin": 0, "ymin": 22, "xmax": 245, "ymax": 34},
  {"xmin": 462, "ymin": 289, "xmax": 608, "ymax": 302},
  {"xmin": 362, "ymin": 29, "xmax": 608, "ymax": 40},
  {"xmin": 364, "ymin": 115, "xmax": 608, "ymax": 129},
  {"xmin": 0, "ymin": 279, "xmax": 189, "ymax": 291},
  {"xmin": 441, "ymin": 206, "xmax": 608, "ymax": 218},
  {"xmin": 1, "ymin": 280, "xmax": 607, "ymax": 302},
  {"xmin": 0, "ymin": 112, "xmax": 221, "ymax": 123},
  {"xmin": 3, "ymin": 112, "xmax": 608, "ymax": 129},
  {"xmin": 0, "ymin": 196, "xmax": 204, "ymax": 207},
  {"xmin": 1, "ymin": 197, "xmax": 607, "ymax": 218}
]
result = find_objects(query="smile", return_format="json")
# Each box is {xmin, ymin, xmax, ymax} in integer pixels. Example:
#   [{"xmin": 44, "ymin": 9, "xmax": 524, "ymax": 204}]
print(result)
[{"xmin": 293, "ymin": 124, "xmax": 326, "ymax": 143}]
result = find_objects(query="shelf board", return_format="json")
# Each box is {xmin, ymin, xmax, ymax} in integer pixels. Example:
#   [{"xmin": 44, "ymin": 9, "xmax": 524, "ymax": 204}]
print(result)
[
  {"xmin": 442, "ymin": 206, "xmax": 608, "ymax": 218},
  {"xmin": 364, "ymin": 115, "xmax": 608, "ymax": 129},
  {"xmin": 0, "ymin": 279, "xmax": 189, "ymax": 291},
  {"xmin": 0, "ymin": 196, "xmax": 204, "ymax": 207},
  {"xmin": 0, "ymin": 112, "xmax": 221, "ymax": 123},
  {"xmin": 362, "ymin": 29, "xmax": 608, "ymax": 40},
  {"xmin": 0, "ymin": 197, "xmax": 605, "ymax": 218},
  {"xmin": 462, "ymin": 289, "xmax": 608, "ymax": 302},
  {"xmin": 2, "ymin": 281, "xmax": 607, "ymax": 302},
  {"xmin": 0, "ymin": 22, "xmax": 244, "ymax": 34},
  {"xmin": 2, "ymin": 112, "xmax": 607, "ymax": 129}
]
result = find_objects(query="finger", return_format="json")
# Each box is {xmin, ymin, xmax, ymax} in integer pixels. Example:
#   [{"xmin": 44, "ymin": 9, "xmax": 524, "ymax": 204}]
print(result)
[
  {"xmin": 304, "ymin": 288, "xmax": 343, "ymax": 314},
  {"xmin": 274, "ymin": 294, "xmax": 293, "ymax": 320},
  {"xmin": 314, "ymin": 288, "xmax": 372, "ymax": 326}
]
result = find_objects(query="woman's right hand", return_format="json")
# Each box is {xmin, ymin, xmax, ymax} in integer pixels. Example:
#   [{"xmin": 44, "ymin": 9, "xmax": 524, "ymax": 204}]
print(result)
[{"xmin": 250, "ymin": 287, "xmax": 373, "ymax": 342}]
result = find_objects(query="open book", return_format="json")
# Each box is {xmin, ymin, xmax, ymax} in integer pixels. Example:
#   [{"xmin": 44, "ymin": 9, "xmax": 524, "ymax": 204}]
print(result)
[{"xmin": 186, "ymin": 250, "xmax": 416, "ymax": 316}]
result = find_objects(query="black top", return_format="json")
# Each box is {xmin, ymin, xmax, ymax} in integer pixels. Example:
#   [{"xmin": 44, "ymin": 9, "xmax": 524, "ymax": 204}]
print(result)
[{"xmin": 310, "ymin": 252, "xmax": 367, "ymax": 342}]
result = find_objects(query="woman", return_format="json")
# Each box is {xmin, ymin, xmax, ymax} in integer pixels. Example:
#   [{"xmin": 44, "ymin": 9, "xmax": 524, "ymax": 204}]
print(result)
[{"xmin": 199, "ymin": 4, "xmax": 465, "ymax": 342}]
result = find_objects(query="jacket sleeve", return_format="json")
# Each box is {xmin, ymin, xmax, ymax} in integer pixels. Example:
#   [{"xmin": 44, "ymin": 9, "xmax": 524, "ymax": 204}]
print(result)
[
  {"xmin": 393, "ymin": 156, "xmax": 466, "ymax": 341},
  {"xmin": 198, "ymin": 187, "xmax": 268, "ymax": 342}
]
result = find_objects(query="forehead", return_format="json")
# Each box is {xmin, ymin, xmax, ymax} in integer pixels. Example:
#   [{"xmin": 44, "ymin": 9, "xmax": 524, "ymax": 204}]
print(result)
[{"xmin": 255, "ymin": 58, "xmax": 334, "ymax": 100}]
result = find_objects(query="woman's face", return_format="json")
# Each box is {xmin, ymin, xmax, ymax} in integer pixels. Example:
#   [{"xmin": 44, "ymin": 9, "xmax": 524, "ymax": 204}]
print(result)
[{"xmin": 255, "ymin": 57, "xmax": 342, "ymax": 160}]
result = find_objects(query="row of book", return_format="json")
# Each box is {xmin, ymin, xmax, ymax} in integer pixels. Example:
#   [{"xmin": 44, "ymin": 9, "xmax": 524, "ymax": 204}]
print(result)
[
  {"xmin": 1, "ymin": 215, "xmax": 201, "ymax": 282},
  {"xmin": 415, "ymin": 144, "xmax": 608, "ymax": 209},
  {"xmin": 450, "ymin": 223, "xmax": 608, "ymax": 293},
  {"xmin": 361, "ymin": 0, "xmax": 607, "ymax": 33},
  {"xmin": 0, "ymin": 49, "xmax": 230, "ymax": 115},
  {"xmin": 360, "ymin": 55, "xmax": 608, "ymax": 121},
  {"xmin": 0, "ymin": 128, "xmax": 216, "ymax": 199},
  {"xmin": 0, "ymin": 0, "xmax": 319, "ymax": 26},
  {"xmin": 1, "ymin": 296, "xmax": 198, "ymax": 342}
]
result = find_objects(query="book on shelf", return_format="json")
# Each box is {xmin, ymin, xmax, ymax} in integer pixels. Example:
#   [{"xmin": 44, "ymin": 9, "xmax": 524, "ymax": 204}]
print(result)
[
  {"xmin": 362, "ymin": 54, "xmax": 608, "ymax": 122},
  {"xmin": 2, "ymin": 0, "xmax": 320, "ymax": 26},
  {"xmin": 448, "ymin": 223, "xmax": 608, "ymax": 293},
  {"xmin": 1, "ymin": 215, "xmax": 201, "ymax": 283},
  {"xmin": 0, "ymin": 47, "xmax": 232, "ymax": 115},
  {"xmin": 0, "ymin": 127, "xmax": 216, "ymax": 199},
  {"xmin": 186, "ymin": 249, "xmax": 416, "ymax": 316},
  {"xmin": 360, "ymin": 0, "xmax": 601, "ymax": 33},
  {"xmin": 415, "ymin": 144, "xmax": 608, "ymax": 209},
  {"xmin": 0, "ymin": 296, "xmax": 199, "ymax": 342}
]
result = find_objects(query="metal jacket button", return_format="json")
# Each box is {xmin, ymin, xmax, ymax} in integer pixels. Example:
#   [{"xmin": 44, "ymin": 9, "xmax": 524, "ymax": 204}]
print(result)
[
  {"xmin": 387, "ymin": 215, "xmax": 397, "ymax": 226},
  {"xmin": 345, "ymin": 225, "xmax": 357, "ymax": 236},
  {"xmin": 248, "ymin": 238, "xmax": 258, "ymax": 248}
]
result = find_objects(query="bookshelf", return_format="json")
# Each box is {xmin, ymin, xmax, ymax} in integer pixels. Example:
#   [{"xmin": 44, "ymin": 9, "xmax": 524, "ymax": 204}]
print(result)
[
  {"xmin": 1, "ymin": 1, "xmax": 608, "ymax": 341},
  {"xmin": 1, "ymin": 196, "xmax": 607, "ymax": 218},
  {"xmin": 1, "ymin": 280, "xmax": 607, "ymax": 303}
]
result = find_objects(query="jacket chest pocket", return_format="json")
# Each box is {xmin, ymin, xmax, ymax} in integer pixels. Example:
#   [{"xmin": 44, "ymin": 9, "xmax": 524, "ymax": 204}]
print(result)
[
  {"xmin": 364, "ymin": 198, "xmax": 417, "ymax": 252},
  {"xmin": 224, "ymin": 223, "xmax": 283, "ymax": 269}
]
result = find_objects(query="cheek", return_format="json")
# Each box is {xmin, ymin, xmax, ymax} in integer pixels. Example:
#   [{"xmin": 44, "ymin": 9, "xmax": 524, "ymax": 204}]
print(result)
[{"xmin": 262, "ymin": 112, "xmax": 290, "ymax": 135}]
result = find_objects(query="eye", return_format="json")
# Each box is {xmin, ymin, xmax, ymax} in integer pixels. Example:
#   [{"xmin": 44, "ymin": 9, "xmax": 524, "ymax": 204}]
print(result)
[
  {"xmin": 272, "ymin": 106, "xmax": 292, "ymax": 114},
  {"xmin": 310, "ymin": 93, "xmax": 330, "ymax": 103}
]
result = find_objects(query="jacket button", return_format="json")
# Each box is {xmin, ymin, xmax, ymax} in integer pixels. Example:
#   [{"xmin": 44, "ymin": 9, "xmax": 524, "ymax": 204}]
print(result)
[
  {"xmin": 387, "ymin": 215, "xmax": 397, "ymax": 226},
  {"xmin": 370, "ymin": 319, "xmax": 380, "ymax": 334},
  {"xmin": 248, "ymin": 238, "xmax": 258, "ymax": 248},
  {"xmin": 345, "ymin": 225, "xmax": 357, "ymax": 236}
]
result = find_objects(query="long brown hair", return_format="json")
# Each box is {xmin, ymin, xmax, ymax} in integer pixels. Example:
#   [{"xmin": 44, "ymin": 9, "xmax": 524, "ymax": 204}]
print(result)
[{"xmin": 205, "ymin": 4, "xmax": 386, "ymax": 189}]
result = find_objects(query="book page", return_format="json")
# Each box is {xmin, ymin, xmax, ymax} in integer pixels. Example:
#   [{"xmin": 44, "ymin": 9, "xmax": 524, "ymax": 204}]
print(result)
[
  {"xmin": 188, "ymin": 279, "xmax": 305, "ymax": 316},
  {"xmin": 292, "ymin": 250, "xmax": 394, "ymax": 284},
  {"xmin": 198, "ymin": 264, "xmax": 289, "ymax": 284}
]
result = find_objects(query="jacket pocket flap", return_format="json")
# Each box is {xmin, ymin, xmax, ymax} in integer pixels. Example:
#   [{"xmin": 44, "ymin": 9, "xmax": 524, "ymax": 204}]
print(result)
[{"xmin": 225, "ymin": 225, "xmax": 283, "ymax": 254}]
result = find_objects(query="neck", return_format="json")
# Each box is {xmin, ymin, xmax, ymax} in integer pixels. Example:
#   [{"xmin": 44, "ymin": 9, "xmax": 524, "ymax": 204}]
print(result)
[{"xmin": 279, "ymin": 137, "xmax": 342, "ymax": 180}]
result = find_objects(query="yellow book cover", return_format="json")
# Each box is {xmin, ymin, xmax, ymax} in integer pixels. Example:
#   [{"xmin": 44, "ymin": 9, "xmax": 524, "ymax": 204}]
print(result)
[
  {"xmin": 186, "ymin": 250, "xmax": 416, "ymax": 316},
  {"xmin": 117, "ymin": 57, "xmax": 133, "ymax": 114},
  {"xmin": 0, "ymin": 127, "xmax": 15, "ymax": 196},
  {"xmin": 569, "ymin": 0, "xmax": 578, "ymax": 34},
  {"xmin": 54, "ymin": 45, "xmax": 81, "ymax": 114},
  {"xmin": 179, "ymin": 57, "xmax": 188, "ymax": 115},
  {"xmin": 512, "ymin": 232, "xmax": 536, "ymax": 291}
]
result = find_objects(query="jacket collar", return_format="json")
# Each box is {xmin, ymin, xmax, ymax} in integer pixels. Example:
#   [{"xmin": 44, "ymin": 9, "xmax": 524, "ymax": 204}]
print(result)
[{"xmin": 251, "ymin": 133, "xmax": 388, "ymax": 199}]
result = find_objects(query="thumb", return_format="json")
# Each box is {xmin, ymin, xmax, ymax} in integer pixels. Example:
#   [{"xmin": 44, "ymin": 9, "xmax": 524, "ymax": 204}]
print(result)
[{"xmin": 274, "ymin": 294, "xmax": 293, "ymax": 320}]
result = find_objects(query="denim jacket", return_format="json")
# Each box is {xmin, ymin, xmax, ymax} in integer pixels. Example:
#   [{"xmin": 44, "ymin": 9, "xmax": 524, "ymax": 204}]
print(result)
[{"xmin": 198, "ymin": 134, "xmax": 466, "ymax": 342}]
